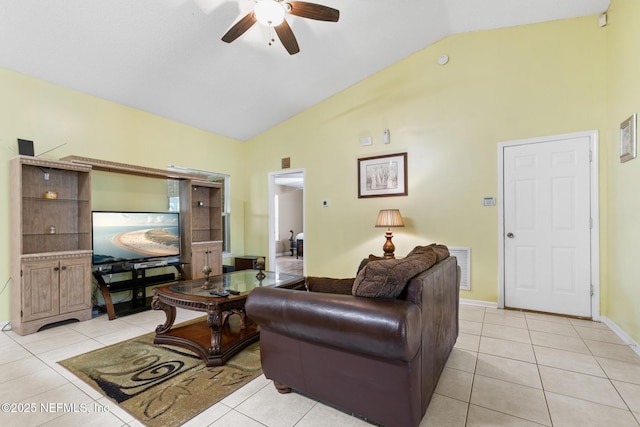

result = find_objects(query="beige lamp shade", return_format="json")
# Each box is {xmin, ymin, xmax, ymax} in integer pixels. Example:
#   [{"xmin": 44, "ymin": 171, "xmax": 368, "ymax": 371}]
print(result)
[
  {"xmin": 375, "ymin": 209, "xmax": 405, "ymax": 228},
  {"xmin": 375, "ymin": 209, "xmax": 404, "ymax": 258}
]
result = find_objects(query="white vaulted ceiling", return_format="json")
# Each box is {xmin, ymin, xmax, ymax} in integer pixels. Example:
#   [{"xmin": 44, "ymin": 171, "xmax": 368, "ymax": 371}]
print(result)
[{"xmin": 0, "ymin": 0, "xmax": 610, "ymax": 141}]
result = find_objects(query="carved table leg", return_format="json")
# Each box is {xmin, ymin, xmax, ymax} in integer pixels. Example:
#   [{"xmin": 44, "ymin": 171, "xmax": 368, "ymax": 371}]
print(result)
[
  {"xmin": 152, "ymin": 295, "xmax": 176, "ymax": 334},
  {"xmin": 207, "ymin": 308, "xmax": 223, "ymax": 355}
]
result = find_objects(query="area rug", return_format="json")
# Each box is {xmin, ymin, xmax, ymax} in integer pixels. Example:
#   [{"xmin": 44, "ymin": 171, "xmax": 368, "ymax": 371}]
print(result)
[{"xmin": 59, "ymin": 318, "xmax": 262, "ymax": 427}]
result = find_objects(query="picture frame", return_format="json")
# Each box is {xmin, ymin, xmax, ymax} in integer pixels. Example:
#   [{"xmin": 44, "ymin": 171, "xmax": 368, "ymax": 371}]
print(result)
[
  {"xmin": 620, "ymin": 113, "xmax": 637, "ymax": 163},
  {"xmin": 358, "ymin": 152, "xmax": 408, "ymax": 198}
]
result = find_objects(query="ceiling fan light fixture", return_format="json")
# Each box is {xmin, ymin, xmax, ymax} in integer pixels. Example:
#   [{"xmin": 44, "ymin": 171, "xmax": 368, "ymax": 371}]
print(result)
[{"xmin": 254, "ymin": 0, "xmax": 286, "ymax": 27}]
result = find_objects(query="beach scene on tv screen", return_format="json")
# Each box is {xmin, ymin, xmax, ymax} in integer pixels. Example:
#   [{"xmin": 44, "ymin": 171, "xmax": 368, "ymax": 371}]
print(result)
[{"xmin": 92, "ymin": 212, "xmax": 180, "ymax": 264}]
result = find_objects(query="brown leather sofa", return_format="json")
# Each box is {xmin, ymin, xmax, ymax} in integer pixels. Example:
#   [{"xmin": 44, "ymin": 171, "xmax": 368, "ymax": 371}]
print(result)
[{"xmin": 246, "ymin": 245, "xmax": 460, "ymax": 427}]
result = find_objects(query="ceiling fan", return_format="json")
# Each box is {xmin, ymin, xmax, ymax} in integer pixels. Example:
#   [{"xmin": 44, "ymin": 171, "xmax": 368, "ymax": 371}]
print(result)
[{"xmin": 221, "ymin": 0, "xmax": 340, "ymax": 55}]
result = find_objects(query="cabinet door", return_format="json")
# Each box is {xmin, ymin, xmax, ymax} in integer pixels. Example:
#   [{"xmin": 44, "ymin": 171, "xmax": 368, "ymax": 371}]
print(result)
[
  {"xmin": 208, "ymin": 242, "xmax": 223, "ymax": 275},
  {"xmin": 22, "ymin": 260, "xmax": 60, "ymax": 322},
  {"xmin": 191, "ymin": 243, "xmax": 222, "ymax": 279},
  {"xmin": 191, "ymin": 245, "xmax": 209, "ymax": 279},
  {"xmin": 59, "ymin": 257, "xmax": 92, "ymax": 314}
]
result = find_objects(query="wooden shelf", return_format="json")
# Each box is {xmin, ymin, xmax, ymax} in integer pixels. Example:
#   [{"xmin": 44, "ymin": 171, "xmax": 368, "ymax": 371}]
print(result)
[
  {"xmin": 179, "ymin": 180, "xmax": 223, "ymax": 280},
  {"xmin": 62, "ymin": 155, "xmax": 210, "ymax": 181},
  {"xmin": 10, "ymin": 156, "xmax": 93, "ymax": 335},
  {"xmin": 20, "ymin": 155, "xmax": 226, "ymax": 322}
]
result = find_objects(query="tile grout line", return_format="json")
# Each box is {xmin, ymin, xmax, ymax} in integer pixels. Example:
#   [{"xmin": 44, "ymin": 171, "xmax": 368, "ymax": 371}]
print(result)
[
  {"xmin": 461, "ymin": 305, "xmax": 640, "ymax": 425},
  {"xmin": 525, "ymin": 312, "xmax": 555, "ymax": 426}
]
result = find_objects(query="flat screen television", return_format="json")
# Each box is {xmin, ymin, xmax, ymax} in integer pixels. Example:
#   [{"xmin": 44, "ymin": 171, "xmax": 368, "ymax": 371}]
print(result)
[{"xmin": 92, "ymin": 211, "xmax": 180, "ymax": 265}]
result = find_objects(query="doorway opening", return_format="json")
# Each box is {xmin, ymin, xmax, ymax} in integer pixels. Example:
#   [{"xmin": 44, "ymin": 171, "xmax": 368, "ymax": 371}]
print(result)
[{"xmin": 268, "ymin": 169, "xmax": 305, "ymax": 276}]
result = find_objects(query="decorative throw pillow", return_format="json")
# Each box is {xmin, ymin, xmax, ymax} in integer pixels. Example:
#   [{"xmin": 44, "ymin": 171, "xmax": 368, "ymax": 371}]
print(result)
[
  {"xmin": 406, "ymin": 244, "xmax": 449, "ymax": 261},
  {"xmin": 356, "ymin": 254, "xmax": 386, "ymax": 274},
  {"xmin": 352, "ymin": 252, "xmax": 437, "ymax": 299}
]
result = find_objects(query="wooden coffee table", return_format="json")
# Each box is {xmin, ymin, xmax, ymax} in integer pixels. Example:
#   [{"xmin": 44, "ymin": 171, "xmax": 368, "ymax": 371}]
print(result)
[{"xmin": 152, "ymin": 270, "xmax": 304, "ymax": 366}]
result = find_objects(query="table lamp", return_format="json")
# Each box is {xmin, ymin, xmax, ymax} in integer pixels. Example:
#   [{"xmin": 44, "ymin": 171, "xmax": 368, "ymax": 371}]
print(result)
[{"xmin": 375, "ymin": 209, "xmax": 404, "ymax": 258}]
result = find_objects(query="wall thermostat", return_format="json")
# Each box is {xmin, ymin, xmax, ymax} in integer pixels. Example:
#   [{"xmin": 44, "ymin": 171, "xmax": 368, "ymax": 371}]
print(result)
[{"xmin": 482, "ymin": 197, "xmax": 496, "ymax": 206}]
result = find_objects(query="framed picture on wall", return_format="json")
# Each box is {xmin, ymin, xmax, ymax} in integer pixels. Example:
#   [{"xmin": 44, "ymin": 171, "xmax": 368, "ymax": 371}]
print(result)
[
  {"xmin": 620, "ymin": 113, "xmax": 637, "ymax": 163},
  {"xmin": 358, "ymin": 152, "xmax": 408, "ymax": 198}
]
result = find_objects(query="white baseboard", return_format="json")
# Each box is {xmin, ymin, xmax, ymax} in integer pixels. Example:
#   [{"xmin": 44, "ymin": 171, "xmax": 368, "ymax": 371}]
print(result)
[
  {"xmin": 600, "ymin": 316, "xmax": 640, "ymax": 357},
  {"xmin": 460, "ymin": 298, "xmax": 498, "ymax": 308},
  {"xmin": 0, "ymin": 321, "xmax": 11, "ymax": 332}
]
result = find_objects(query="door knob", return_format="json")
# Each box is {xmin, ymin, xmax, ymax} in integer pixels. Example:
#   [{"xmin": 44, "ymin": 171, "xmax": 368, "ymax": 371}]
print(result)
[{"xmin": 506, "ymin": 232, "xmax": 515, "ymax": 238}]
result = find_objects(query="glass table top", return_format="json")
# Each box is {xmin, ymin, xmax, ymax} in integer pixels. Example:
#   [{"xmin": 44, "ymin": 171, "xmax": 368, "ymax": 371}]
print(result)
[{"xmin": 168, "ymin": 270, "xmax": 303, "ymax": 298}]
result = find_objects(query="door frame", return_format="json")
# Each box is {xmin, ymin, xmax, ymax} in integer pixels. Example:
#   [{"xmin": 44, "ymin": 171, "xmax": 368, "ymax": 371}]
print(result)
[
  {"xmin": 268, "ymin": 168, "xmax": 306, "ymax": 275},
  {"xmin": 497, "ymin": 130, "xmax": 600, "ymax": 320}
]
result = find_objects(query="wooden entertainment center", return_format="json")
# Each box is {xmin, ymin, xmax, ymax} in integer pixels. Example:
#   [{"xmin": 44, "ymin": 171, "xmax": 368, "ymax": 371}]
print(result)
[{"xmin": 10, "ymin": 155, "xmax": 224, "ymax": 334}]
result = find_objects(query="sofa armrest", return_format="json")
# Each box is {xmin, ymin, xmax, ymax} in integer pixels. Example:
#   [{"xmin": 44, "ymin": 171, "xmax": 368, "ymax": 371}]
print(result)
[{"xmin": 246, "ymin": 287, "xmax": 421, "ymax": 362}]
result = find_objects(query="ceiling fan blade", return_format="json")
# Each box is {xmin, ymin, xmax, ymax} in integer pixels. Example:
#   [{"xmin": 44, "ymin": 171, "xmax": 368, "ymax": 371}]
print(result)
[
  {"xmin": 275, "ymin": 19, "xmax": 300, "ymax": 55},
  {"xmin": 221, "ymin": 12, "xmax": 257, "ymax": 43},
  {"xmin": 287, "ymin": 1, "xmax": 339, "ymax": 22}
]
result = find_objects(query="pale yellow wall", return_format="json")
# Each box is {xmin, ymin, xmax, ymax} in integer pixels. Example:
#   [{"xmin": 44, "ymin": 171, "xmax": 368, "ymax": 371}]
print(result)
[
  {"xmin": 243, "ymin": 16, "xmax": 609, "ymax": 305},
  {"xmin": 604, "ymin": 0, "xmax": 640, "ymax": 342},
  {"xmin": 0, "ymin": 68, "xmax": 247, "ymax": 322}
]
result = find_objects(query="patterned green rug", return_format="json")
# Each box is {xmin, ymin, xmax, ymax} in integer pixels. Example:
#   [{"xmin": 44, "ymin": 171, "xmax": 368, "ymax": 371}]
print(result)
[{"xmin": 59, "ymin": 318, "xmax": 262, "ymax": 427}]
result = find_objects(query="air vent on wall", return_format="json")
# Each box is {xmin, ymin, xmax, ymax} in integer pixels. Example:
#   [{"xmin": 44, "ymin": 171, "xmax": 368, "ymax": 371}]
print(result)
[{"xmin": 449, "ymin": 247, "xmax": 470, "ymax": 291}]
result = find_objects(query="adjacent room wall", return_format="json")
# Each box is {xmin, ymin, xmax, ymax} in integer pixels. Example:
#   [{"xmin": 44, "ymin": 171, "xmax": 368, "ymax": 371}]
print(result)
[
  {"xmin": 242, "ymin": 16, "xmax": 608, "ymax": 305},
  {"xmin": 275, "ymin": 184, "xmax": 303, "ymax": 255}
]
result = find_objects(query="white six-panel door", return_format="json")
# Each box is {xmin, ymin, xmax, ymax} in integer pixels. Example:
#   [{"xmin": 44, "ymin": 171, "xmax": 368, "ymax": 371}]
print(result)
[{"xmin": 503, "ymin": 135, "xmax": 592, "ymax": 317}]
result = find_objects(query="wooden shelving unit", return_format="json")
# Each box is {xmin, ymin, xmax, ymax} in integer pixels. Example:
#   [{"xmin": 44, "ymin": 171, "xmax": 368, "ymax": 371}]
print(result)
[
  {"xmin": 11, "ymin": 155, "xmax": 224, "ymax": 325},
  {"xmin": 64, "ymin": 156, "xmax": 225, "ymax": 282},
  {"xmin": 62, "ymin": 155, "xmax": 202, "ymax": 180},
  {"xmin": 180, "ymin": 180, "xmax": 223, "ymax": 280},
  {"xmin": 10, "ymin": 156, "xmax": 93, "ymax": 335}
]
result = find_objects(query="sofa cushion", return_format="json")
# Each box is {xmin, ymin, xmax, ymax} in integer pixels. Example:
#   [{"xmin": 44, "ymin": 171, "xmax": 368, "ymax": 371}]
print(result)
[
  {"xmin": 352, "ymin": 252, "xmax": 437, "ymax": 298},
  {"xmin": 306, "ymin": 277, "xmax": 354, "ymax": 295},
  {"xmin": 406, "ymin": 243, "xmax": 449, "ymax": 261}
]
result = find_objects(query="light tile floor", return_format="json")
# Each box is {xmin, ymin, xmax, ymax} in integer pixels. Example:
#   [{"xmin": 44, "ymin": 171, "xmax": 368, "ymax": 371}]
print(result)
[
  {"xmin": 275, "ymin": 255, "xmax": 304, "ymax": 276},
  {"xmin": 1, "ymin": 304, "xmax": 640, "ymax": 426}
]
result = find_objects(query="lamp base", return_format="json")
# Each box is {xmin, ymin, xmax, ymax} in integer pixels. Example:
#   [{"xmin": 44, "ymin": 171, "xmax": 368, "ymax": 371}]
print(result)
[
  {"xmin": 382, "ymin": 231, "xmax": 396, "ymax": 259},
  {"xmin": 201, "ymin": 274, "xmax": 212, "ymax": 289}
]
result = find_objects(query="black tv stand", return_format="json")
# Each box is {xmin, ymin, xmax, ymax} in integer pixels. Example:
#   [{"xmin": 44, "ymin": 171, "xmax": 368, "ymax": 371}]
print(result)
[{"xmin": 94, "ymin": 262, "xmax": 185, "ymax": 320}]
